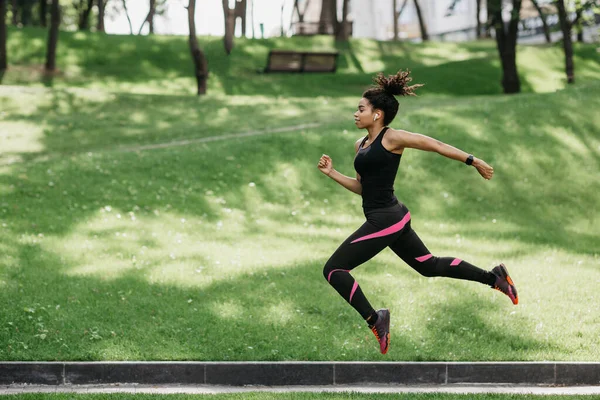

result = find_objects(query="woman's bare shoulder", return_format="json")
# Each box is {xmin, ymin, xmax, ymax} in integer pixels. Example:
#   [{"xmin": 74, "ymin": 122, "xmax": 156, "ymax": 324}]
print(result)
[{"xmin": 354, "ymin": 136, "xmax": 365, "ymax": 152}]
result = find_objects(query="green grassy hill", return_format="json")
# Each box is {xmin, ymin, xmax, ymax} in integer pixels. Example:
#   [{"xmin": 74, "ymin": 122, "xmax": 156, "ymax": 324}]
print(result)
[
  {"xmin": 0, "ymin": 29, "xmax": 599, "ymax": 361},
  {"xmin": 3, "ymin": 27, "xmax": 600, "ymax": 96}
]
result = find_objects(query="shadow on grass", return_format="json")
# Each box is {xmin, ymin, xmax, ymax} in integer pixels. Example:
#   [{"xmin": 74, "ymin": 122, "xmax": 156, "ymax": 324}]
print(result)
[
  {"xmin": 0, "ymin": 74, "xmax": 599, "ymax": 361},
  {"xmin": 396, "ymin": 83, "xmax": 600, "ymax": 256},
  {"xmin": 0, "ymin": 86, "xmax": 350, "ymax": 161},
  {"xmin": 0, "ymin": 83, "xmax": 598, "ymax": 255},
  {"xmin": 0, "ymin": 236, "xmax": 560, "ymax": 361}
]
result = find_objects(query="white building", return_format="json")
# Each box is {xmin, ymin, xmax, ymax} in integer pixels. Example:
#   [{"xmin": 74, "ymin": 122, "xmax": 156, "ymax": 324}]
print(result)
[
  {"xmin": 350, "ymin": 0, "xmax": 480, "ymax": 41},
  {"xmin": 292, "ymin": 0, "xmax": 482, "ymax": 41},
  {"xmin": 292, "ymin": 0, "xmax": 598, "ymax": 43}
]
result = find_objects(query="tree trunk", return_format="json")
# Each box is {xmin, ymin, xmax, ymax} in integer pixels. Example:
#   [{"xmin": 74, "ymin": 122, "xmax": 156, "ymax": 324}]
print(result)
[
  {"xmin": 575, "ymin": 0, "xmax": 584, "ymax": 42},
  {"xmin": 250, "ymin": 0, "xmax": 255, "ymax": 38},
  {"xmin": 476, "ymin": 0, "xmax": 482, "ymax": 38},
  {"xmin": 18, "ymin": 0, "xmax": 29, "ymax": 25},
  {"xmin": 393, "ymin": 0, "xmax": 409, "ymax": 40},
  {"xmin": 293, "ymin": 0, "xmax": 311, "ymax": 35},
  {"xmin": 0, "ymin": 0, "xmax": 7, "ymax": 70},
  {"xmin": 235, "ymin": 0, "xmax": 247, "ymax": 37},
  {"xmin": 97, "ymin": 0, "xmax": 105, "ymax": 32},
  {"xmin": 138, "ymin": 0, "xmax": 156, "ymax": 35},
  {"xmin": 121, "ymin": 0, "xmax": 133, "ymax": 34},
  {"xmin": 45, "ymin": 0, "xmax": 60, "ymax": 72},
  {"xmin": 413, "ymin": 0, "xmax": 429, "ymax": 41},
  {"xmin": 222, "ymin": 0, "xmax": 235, "ymax": 54},
  {"xmin": 488, "ymin": 0, "xmax": 522, "ymax": 93},
  {"xmin": 149, "ymin": 0, "xmax": 155, "ymax": 34},
  {"xmin": 294, "ymin": 0, "xmax": 303, "ymax": 34},
  {"xmin": 187, "ymin": 0, "xmax": 208, "ymax": 95},
  {"xmin": 336, "ymin": 0, "xmax": 350, "ymax": 41},
  {"xmin": 78, "ymin": 0, "xmax": 94, "ymax": 30},
  {"xmin": 318, "ymin": 0, "xmax": 336, "ymax": 34},
  {"xmin": 40, "ymin": 0, "xmax": 47, "ymax": 27},
  {"xmin": 556, "ymin": 0, "xmax": 574, "ymax": 83},
  {"xmin": 21, "ymin": 0, "xmax": 33, "ymax": 25},
  {"xmin": 393, "ymin": 0, "xmax": 398, "ymax": 40},
  {"xmin": 531, "ymin": 0, "xmax": 551, "ymax": 43},
  {"xmin": 10, "ymin": 0, "xmax": 16, "ymax": 25}
]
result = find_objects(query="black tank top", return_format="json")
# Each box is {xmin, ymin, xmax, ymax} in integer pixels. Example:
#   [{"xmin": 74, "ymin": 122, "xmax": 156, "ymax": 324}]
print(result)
[{"xmin": 353, "ymin": 127, "xmax": 402, "ymax": 211}]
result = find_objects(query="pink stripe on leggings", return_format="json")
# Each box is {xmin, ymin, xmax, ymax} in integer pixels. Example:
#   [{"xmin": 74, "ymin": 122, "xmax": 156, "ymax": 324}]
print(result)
[
  {"xmin": 450, "ymin": 258, "xmax": 462, "ymax": 266},
  {"xmin": 327, "ymin": 268, "xmax": 349, "ymax": 282},
  {"xmin": 416, "ymin": 254, "xmax": 433, "ymax": 262},
  {"xmin": 351, "ymin": 212, "xmax": 411, "ymax": 244},
  {"xmin": 349, "ymin": 281, "xmax": 359, "ymax": 303}
]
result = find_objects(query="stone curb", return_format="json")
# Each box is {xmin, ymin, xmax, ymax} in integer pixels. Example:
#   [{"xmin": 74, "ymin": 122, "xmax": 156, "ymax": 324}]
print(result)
[{"xmin": 1, "ymin": 362, "xmax": 599, "ymax": 387}]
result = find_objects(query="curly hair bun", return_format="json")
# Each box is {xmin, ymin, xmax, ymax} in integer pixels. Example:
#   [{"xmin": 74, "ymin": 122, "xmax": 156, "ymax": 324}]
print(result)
[{"xmin": 373, "ymin": 69, "xmax": 423, "ymax": 97}]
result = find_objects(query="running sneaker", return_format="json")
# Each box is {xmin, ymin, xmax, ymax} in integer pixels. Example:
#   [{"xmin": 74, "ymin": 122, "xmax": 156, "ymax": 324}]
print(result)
[
  {"xmin": 491, "ymin": 263, "xmax": 518, "ymax": 305},
  {"xmin": 369, "ymin": 308, "xmax": 390, "ymax": 354}
]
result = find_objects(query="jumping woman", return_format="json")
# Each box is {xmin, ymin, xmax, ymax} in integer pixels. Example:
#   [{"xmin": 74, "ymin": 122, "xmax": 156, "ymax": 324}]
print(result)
[{"xmin": 317, "ymin": 70, "xmax": 518, "ymax": 355}]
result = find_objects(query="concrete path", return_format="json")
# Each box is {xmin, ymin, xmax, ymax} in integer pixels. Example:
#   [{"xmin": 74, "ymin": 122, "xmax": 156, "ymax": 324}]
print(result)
[{"xmin": 2, "ymin": 383, "xmax": 600, "ymax": 395}]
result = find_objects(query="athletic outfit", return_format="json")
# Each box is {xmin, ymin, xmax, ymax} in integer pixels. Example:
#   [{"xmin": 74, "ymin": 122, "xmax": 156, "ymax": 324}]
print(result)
[{"xmin": 322, "ymin": 127, "xmax": 518, "ymax": 353}]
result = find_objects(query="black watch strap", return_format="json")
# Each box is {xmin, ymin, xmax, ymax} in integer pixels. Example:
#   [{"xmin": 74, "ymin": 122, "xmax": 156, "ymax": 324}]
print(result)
[{"xmin": 465, "ymin": 154, "xmax": 474, "ymax": 165}]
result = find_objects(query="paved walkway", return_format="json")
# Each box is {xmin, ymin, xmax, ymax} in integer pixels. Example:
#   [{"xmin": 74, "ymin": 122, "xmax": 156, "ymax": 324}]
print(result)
[{"xmin": 2, "ymin": 384, "xmax": 600, "ymax": 395}]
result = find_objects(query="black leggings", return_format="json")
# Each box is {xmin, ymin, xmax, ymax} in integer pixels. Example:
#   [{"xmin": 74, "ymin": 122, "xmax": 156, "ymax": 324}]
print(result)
[{"xmin": 323, "ymin": 202, "xmax": 495, "ymax": 320}]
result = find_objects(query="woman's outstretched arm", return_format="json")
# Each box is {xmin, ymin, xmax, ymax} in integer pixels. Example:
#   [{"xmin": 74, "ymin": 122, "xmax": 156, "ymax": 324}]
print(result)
[{"xmin": 388, "ymin": 129, "xmax": 494, "ymax": 180}]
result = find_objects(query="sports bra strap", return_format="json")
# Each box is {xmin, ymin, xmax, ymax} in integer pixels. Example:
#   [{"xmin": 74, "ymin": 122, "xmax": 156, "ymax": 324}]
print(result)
[
  {"xmin": 359, "ymin": 136, "xmax": 368, "ymax": 149},
  {"xmin": 377, "ymin": 127, "xmax": 389, "ymax": 141}
]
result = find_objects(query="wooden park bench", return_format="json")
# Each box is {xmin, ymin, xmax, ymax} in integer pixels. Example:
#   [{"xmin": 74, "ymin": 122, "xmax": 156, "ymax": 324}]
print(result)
[{"xmin": 264, "ymin": 50, "xmax": 339, "ymax": 73}]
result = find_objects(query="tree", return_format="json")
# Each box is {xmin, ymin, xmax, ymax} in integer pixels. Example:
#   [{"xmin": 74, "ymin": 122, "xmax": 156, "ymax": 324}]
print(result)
[
  {"xmin": 139, "ymin": 0, "xmax": 156, "ymax": 34},
  {"xmin": 121, "ymin": 0, "xmax": 133, "ymax": 34},
  {"xmin": 393, "ymin": 0, "xmax": 409, "ymax": 41},
  {"xmin": 318, "ymin": 0, "xmax": 336, "ymax": 34},
  {"xmin": 1, "ymin": 0, "xmax": 7, "ymax": 71},
  {"xmin": 77, "ymin": 0, "xmax": 94, "ymax": 30},
  {"xmin": 11, "ymin": 0, "xmax": 17, "ymax": 25},
  {"xmin": 236, "ymin": 0, "xmax": 247, "ymax": 37},
  {"xmin": 413, "ymin": 0, "xmax": 429, "ymax": 41},
  {"xmin": 487, "ymin": 0, "xmax": 522, "ymax": 94},
  {"xmin": 40, "ymin": 0, "xmax": 47, "ymax": 27},
  {"xmin": 250, "ymin": 0, "xmax": 255, "ymax": 37},
  {"xmin": 293, "ymin": 0, "xmax": 310, "ymax": 34},
  {"xmin": 187, "ymin": 0, "xmax": 208, "ymax": 95},
  {"xmin": 45, "ymin": 0, "xmax": 59, "ymax": 72},
  {"xmin": 19, "ymin": 0, "xmax": 36, "ymax": 25},
  {"xmin": 97, "ymin": 0, "xmax": 105, "ymax": 32},
  {"xmin": 393, "ymin": 0, "xmax": 398, "ymax": 40},
  {"xmin": 476, "ymin": 0, "xmax": 483, "ymax": 38},
  {"xmin": 336, "ymin": 0, "xmax": 351, "ymax": 41},
  {"xmin": 531, "ymin": 0, "xmax": 552, "ymax": 43},
  {"xmin": 556, "ymin": 0, "xmax": 575, "ymax": 82},
  {"xmin": 138, "ymin": 0, "xmax": 168, "ymax": 35},
  {"xmin": 222, "ymin": 0, "xmax": 235, "ymax": 54}
]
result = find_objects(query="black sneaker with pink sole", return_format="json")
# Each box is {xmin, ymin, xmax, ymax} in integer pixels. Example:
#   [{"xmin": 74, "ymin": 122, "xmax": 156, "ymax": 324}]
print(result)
[
  {"xmin": 491, "ymin": 263, "xmax": 518, "ymax": 305},
  {"xmin": 369, "ymin": 308, "xmax": 390, "ymax": 354}
]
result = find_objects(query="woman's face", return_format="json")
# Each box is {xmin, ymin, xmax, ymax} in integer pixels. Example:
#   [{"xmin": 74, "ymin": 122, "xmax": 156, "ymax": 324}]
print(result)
[{"xmin": 354, "ymin": 98, "xmax": 378, "ymax": 129}]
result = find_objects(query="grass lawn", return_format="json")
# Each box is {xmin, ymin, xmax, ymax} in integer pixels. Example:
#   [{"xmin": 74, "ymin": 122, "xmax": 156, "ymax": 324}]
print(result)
[
  {"xmin": 2, "ymin": 27, "xmax": 600, "ymax": 97},
  {"xmin": 0, "ymin": 29, "xmax": 599, "ymax": 362}
]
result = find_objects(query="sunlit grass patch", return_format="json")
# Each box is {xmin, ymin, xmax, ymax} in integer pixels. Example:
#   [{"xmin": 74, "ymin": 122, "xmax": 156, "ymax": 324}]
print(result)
[{"xmin": 0, "ymin": 73, "xmax": 599, "ymax": 361}]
